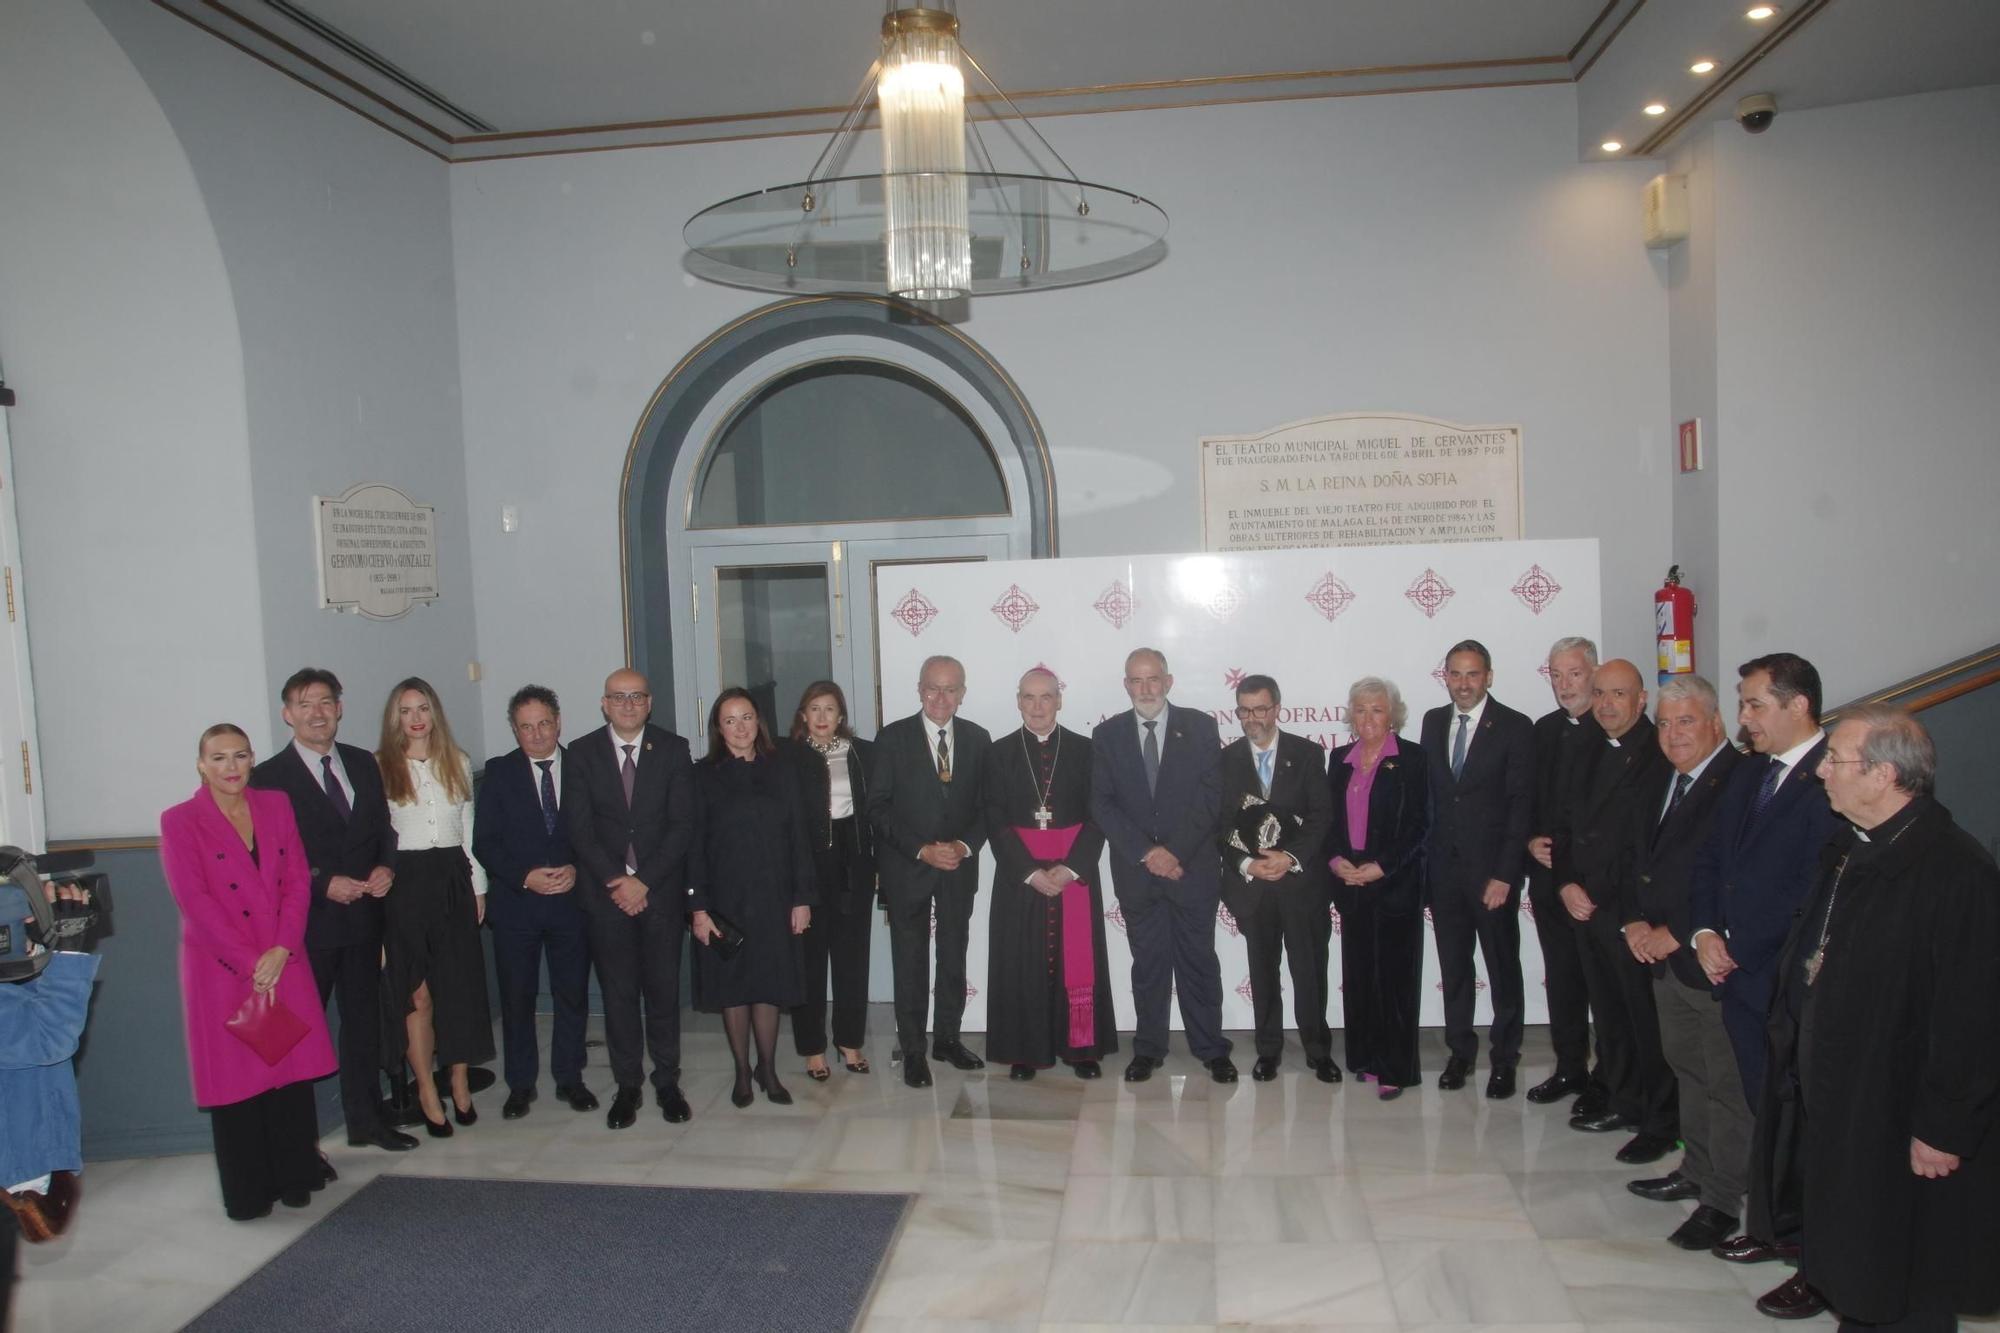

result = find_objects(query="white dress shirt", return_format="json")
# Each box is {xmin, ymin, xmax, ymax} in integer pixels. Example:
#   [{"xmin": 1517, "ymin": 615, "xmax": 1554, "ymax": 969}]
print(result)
[
  {"xmin": 388, "ymin": 754, "xmax": 487, "ymax": 895},
  {"xmin": 293, "ymin": 738, "xmax": 356, "ymax": 800}
]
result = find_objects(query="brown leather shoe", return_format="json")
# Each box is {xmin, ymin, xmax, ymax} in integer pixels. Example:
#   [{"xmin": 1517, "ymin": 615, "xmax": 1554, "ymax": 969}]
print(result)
[
  {"xmin": 1753, "ymin": 1273, "xmax": 1827, "ymax": 1320},
  {"xmin": 2, "ymin": 1170, "xmax": 81, "ymax": 1242},
  {"xmin": 1711, "ymin": 1233, "xmax": 1802, "ymax": 1264}
]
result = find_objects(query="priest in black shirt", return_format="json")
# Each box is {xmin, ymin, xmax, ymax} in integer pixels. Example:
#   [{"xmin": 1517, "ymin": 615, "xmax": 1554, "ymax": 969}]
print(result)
[{"xmin": 982, "ymin": 667, "xmax": 1117, "ymax": 1079}]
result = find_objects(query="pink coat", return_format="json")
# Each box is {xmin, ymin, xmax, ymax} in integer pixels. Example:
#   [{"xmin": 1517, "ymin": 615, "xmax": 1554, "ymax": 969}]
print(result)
[{"xmin": 160, "ymin": 786, "xmax": 336, "ymax": 1107}]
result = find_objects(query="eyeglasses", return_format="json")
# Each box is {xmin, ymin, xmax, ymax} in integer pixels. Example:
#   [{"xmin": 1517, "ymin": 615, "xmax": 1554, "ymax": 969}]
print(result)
[
  {"xmin": 1822, "ymin": 757, "xmax": 1871, "ymax": 767},
  {"xmin": 605, "ymin": 691, "xmax": 651, "ymax": 705},
  {"xmin": 1234, "ymin": 705, "xmax": 1276, "ymax": 719}
]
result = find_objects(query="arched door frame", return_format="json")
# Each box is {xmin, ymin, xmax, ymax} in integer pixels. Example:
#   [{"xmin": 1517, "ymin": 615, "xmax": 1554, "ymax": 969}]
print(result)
[{"xmin": 618, "ymin": 295, "xmax": 1056, "ymax": 730}]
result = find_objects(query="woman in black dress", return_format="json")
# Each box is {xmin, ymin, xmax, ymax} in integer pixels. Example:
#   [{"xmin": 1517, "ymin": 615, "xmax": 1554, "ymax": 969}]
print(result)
[
  {"xmin": 689, "ymin": 688, "xmax": 815, "ymax": 1107},
  {"xmin": 1326, "ymin": 676, "xmax": 1431, "ymax": 1100},
  {"xmin": 778, "ymin": 681, "xmax": 877, "ymax": 1082}
]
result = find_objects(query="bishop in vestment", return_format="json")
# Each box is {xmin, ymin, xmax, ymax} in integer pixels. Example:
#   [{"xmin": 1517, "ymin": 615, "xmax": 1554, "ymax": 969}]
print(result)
[{"xmin": 982, "ymin": 669, "xmax": 1117, "ymax": 1078}]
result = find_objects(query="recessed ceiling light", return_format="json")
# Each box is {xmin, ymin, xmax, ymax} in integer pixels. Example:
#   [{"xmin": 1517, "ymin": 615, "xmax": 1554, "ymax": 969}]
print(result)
[
  {"xmin": 1690, "ymin": 59, "xmax": 1716, "ymax": 74},
  {"xmin": 1601, "ymin": 141, "xmax": 1623, "ymax": 153},
  {"xmin": 1746, "ymin": 5, "xmax": 1777, "ymax": 19},
  {"xmin": 1644, "ymin": 103, "xmax": 1668, "ymax": 116}
]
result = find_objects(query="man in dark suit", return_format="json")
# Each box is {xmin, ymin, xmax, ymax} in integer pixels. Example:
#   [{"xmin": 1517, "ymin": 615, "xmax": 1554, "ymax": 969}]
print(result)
[
  {"xmin": 564, "ymin": 668, "xmax": 696, "ymax": 1128},
  {"xmin": 1524, "ymin": 635, "xmax": 1605, "ymax": 1110},
  {"xmin": 867, "ymin": 654, "xmax": 991, "ymax": 1089},
  {"xmin": 1549, "ymin": 659, "xmax": 1676, "ymax": 1161},
  {"xmin": 1687, "ymin": 651, "xmax": 1838, "ymax": 1268},
  {"xmin": 1216, "ymin": 674, "xmax": 1337, "ymax": 1083},
  {"xmin": 1615, "ymin": 674, "xmax": 1747, "ymax": 1252},
  {"xmin": 1421, "ymin": 638, "xmax": 1534, "ymax": 1098},
  {"xmin": 471, "ymin": 684, "xmax": 597, "ymax": 1121},
  {"xmin": 1091, "ymin": 647, "xmax": 1234, "ymax": 1084},
  {"xmin": 249, "ymin": 667, "xmax": 415, "ymax": 1152}
]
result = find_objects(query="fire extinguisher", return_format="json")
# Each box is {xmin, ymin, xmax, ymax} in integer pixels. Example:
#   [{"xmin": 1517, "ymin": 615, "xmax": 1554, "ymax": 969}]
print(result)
[{"xmin": 1655, "ymin": 565, "xmax": 1697, "ymax": 683}]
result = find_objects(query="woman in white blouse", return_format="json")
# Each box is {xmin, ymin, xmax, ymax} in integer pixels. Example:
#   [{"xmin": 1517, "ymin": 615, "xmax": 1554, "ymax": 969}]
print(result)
[{"xmin": 375, "ymin": 677, "xmax": 492, "ymax": 1136}]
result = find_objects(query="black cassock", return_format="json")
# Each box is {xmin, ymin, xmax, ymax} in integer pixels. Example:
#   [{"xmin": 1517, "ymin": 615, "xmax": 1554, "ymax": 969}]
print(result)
[{"xmin": 982, "ymin": 726, "xmax": 1118, "ymax": 1067}]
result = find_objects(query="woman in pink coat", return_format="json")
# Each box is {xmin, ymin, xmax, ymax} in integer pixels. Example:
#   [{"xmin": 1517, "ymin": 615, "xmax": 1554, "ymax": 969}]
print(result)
[{"xmin": 160, "ymin": 723, "xmax": 337, "ymax": 1220}]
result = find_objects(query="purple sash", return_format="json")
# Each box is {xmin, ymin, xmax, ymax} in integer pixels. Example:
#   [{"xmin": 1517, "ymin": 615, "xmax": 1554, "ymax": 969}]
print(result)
[{"xmin": 1015, "ymin": 823, "xmax": 1097, "ymax": 1049}]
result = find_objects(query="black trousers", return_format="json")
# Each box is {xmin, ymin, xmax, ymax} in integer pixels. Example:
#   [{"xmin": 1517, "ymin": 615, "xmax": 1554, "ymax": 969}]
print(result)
[
  {"xmin": 491, "ymin": 905, "xmax": 591, "ymax": 1092},
  {"xmin": 1575, "ymin": 917, "xmax": 1678, "ymax": 1138},
  {"xmin": 1228, "ymin": 878, "xmax": 1332, "ymax": 1061},
  {"xmin": 1119, "ymin": 874, "xmax": 1230, "ymax": 1063},
  {"xmin": 309, "ymin": 939, "xmax": 385, "ymax": 1134},
  {"xmin": 886, "ymin": 873, "xmax": 974, "ymax": 1055},
  {"xmin": 1430, "ymin": 881, "xmax": 1525, "ymax": 1068},
  {"xmin": 1527, "ymin": 868, "xmax": 1597, "ymax": 1081},
  {"xmin": 794, "ymin": 817, "xmax": 874, "ymax": 1057},
  {"xmin": 587, "ymin": 900, "xmax": 683, "ymax": 1092},
  {"xmin": 1337, "ymin": 895, "xmax": 1426, "ymax": 1087},
  {"xmin": 208, "ymin": 1080, "xmax": 322, "ymax": 1220}
]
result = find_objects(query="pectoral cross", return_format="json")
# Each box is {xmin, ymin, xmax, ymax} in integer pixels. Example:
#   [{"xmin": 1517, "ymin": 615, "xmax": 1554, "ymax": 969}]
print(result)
[{"xmin": 1034, "ymin": 806, "xmax": 1053, "ymax": 830}]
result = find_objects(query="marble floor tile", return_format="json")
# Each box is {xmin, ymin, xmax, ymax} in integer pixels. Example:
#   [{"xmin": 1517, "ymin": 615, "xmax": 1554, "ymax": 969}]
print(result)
[
  {"xmin": 1057, "ymin": 1174, "xmax": 1215, "ymax": 1241},
  {"xmin": 1543, "ymin": 1237, "xmax": 1774, "ymax": 1324},
  {"xmin": 1214, "ymin": 1241, "xmax": 1398, "ymax": 1325},
  {"xmin": 903, "ymin": 1173, "xmax": 1067, "ymax": 1241},
  {"xmin": 951, "ymin": 1076, "xmax": 1091, "ymax": 1120},
  {"xmin": 1213, "ymin": 1174, "xmax": 1373, "ymax": 1243},
  {"xmin": 1377, "ymin": 1237, "xmax": 1582, "ymax": 1324},
  {"xmin": 1510, "ymin": 1168, "xmax": 1694, "ymax": 1240},
  {"xmin": 1360, "ymin": 1170, "xmax": 1538, "ymax": 1240},
  {"xmin": 930, "ymin": 1118, "xmax": 1080, "ymax": 1190},
  {"xmin": 1040, "ymin": 1240, "xmax": 1217, "ymax": 1324},
  {"xmin": 866, "ymin": 1237, "xmax": 1054, "ymax": 1320},
  {"xmin": 1068, "ymin": 1116, "xmax": 1214, "ymax": 1177}
]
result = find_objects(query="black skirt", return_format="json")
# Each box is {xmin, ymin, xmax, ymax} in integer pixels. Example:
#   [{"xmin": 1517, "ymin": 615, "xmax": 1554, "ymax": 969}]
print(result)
[{"xmin": 382, "ymin": 846, "xmax": 495, "ymax": 1067}]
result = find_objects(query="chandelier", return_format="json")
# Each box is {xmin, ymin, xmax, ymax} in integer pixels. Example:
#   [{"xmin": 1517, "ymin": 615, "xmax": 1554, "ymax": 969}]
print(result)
[{"xmin": 683, "ymin": 3, "xmax": 1168, "ymax": 301}]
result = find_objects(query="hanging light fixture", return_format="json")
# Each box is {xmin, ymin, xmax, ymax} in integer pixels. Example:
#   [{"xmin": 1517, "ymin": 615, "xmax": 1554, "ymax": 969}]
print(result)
[{"xmin": 683, "ymin": 2, "xmax": 1168, "ymax": 300}]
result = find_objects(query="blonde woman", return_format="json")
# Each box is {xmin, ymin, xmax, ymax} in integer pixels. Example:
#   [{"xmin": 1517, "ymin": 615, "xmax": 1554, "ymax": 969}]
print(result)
[{"xmin": 376, "ymin": 678, "xmax": 492, "ymax": 1135}]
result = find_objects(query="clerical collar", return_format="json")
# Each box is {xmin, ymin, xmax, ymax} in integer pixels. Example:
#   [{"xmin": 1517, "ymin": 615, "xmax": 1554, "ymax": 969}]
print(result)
[
  {"xmin": 1028, "ymin": 728, "xmax": 1056, "ymax": 744},
  {"xmin": 1852, "ymin": 795, "xmax": 1924, "ymax": 845}
]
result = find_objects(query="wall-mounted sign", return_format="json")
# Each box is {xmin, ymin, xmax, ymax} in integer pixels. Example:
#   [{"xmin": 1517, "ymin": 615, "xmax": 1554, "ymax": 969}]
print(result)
[
  {"xmin": 1200, "ymin": 412, "xmax": 1523, "ymax": 552},
  {"xmin": 314, "ymin": 482, "xmax": 438, "ymax": 619}
]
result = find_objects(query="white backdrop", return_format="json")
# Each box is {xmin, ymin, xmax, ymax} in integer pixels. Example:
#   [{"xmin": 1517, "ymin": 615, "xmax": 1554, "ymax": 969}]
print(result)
[{"xmin": 872, "ymin": 538, "xmax": 1600, "ymax": 1034}]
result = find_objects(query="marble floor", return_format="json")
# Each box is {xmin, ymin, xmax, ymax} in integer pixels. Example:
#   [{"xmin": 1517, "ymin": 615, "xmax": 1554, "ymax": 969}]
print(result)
[{"xmin": 11, "ymin": 1011, "xmax": 1966, "ymax": 1332}]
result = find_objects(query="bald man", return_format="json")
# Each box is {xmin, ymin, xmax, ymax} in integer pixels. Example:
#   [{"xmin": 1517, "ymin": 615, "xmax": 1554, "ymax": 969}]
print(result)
[{"xmin": 1549, "ymin": 659, "xmax": 1677, "ymax": 1163}]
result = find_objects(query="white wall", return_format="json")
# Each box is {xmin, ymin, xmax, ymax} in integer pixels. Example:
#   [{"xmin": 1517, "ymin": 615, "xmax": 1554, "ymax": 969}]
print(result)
[
  {"xmin": 454, "ymin": 84, "xmax": 1674, "ymax": 726},
  {"xmin": 0, "ymin": 0, "xmax": 267, "ymax": 837},
  {"xmin": 1709, "ymin": 85, "xmax": 2000, "ymax": 704}
]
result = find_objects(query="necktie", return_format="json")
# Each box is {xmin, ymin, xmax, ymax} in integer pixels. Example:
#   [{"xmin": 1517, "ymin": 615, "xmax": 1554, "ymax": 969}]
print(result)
[
  {"xmin": 1255, "ymin": 746, "xmax": 1273, "ymax": 795},
  {"xmin": 1751, "ymin": 756, "xmax": 1783, "ymax": 819},
  {"xmin": 1663, "ymin": 771, "xmax": 1692, "ymax": 823},
  {"xmin": 321, "ymin": 755, "xmax": 352, "ymax": 822},
  {"xmin": 1450, "ymin": 713, "xmax": 1470, "ymax": 779},
  {"xmin": 620, "ymin": 743, "xmax": 638, "ymax": 872},
  {"xmin": 1142, "ymin": 719, "xmax": 1160, "ymax": 795},
  {"xmin": 934, "ymin": 727, "xmax": 952, "ymax": 783},
  {"xmin": 536, "ymin": 759, "xmax": 558, "ymax": 836}
]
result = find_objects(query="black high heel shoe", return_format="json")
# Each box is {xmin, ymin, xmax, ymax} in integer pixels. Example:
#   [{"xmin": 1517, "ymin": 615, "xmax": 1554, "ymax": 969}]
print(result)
[
  {"xmin": 422, "ymin": 1110, "xmax": 454, "ymax": 1139},
  {"xmin": 452, "ymin": 1097, "xmax": 478, "ymax": 1126},
  {"xmin": 753, "ymin": 1064, "xmax": 793, "ymax": 1106},
  {"xmin": 730, "ymin": 1068, "xmax": 755, "ymax": 1109}
]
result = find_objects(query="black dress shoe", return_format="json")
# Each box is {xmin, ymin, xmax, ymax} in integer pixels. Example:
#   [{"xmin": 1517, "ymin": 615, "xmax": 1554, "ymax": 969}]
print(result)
[
  {"xmin": 1754, "ymin": 1273, "xmax": 1827, "ymax": 1320},
  {"xmin": 1484, "ymin": 1066, "xmax": 1518, "ymax": 1100},
  {"xmin": 1071, "ymin": 1060, "xmax": 1102, "ymax": 1080},
  {"xmin": 1711, "ymin": 1233, "xmax": 1801, "ymax": 1265},
  {"xmin": 1615, "ymin": 1132, "xmax": 1678, "ymax": 1164},
  {"xmin": 346, "ymin": 1126, "xmax": 419, "ymax": 1152},
  {"xmin": 1525, "ymin": 1072, "xmax": 1583, "ymax": 1104},
  {"xmin": 903, "ymin": 1054, "xmax": 934, "ymax": 1088},
  {"xmin": 1123, "ymin": 1055, "xmax": 1159, "ymax": 1083},
  {"xmin": 502, "ymin": 1087, "xmax": 536, "ymax": 1120},
  {"xmin": 606, "ymin": 1085, "xmax": 643, "ymax": 1130},
  {"xmin": 556, "ymin": 1083, "xmax": 599, "ymax": 1112},
  {"xmin": 1569, "ymin": 1108, "xmax": 1637, "ymax": 1133},
  {"xmin": 1627, "ymin": 1170, "xmax": 1700, "ymax": 1202},
  {"xmin": 1570, "ymin": 1085, "xmax": 1611, "ymax": 1120},
  {"xmin": 1437, "ymin": 1056, "xmax": 1470, "ymax": 1090},
  {"xmin": 658, "ymin": 1085, "xmax": 693, "ymax": 1122},
  {"xmin": 1207, "ymin": 1056, "xmax": 1239, "ymax": 1084},
  {"xmin": 1251, "ymin": 1056, "xmax": 1280, "ymax": 1082},
  {"xmin": 1668, "ymin": 1205, "xmax": 1739, "ymax": 1251},
  {"xmin": 933, "ymin": 1040, "xmax": 986, "ymax": 1071},
  {"xmin": 1310, "ymin": 1057, "xmax": 1343, "ymax": 1084},
  {"xmin": 1009, "ymin": 1063, "xmax": 1037, "ymax": 1081}
]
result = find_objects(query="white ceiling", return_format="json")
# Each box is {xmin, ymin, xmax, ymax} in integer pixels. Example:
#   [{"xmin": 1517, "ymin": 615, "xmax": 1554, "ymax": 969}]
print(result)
[{"xmin": 152, "ymin": 0, "xmax": 2000, "ymax": 161}]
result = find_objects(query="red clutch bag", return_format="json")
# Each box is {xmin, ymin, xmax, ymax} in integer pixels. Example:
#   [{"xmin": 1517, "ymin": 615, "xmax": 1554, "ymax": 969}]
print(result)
[{"xmin": 224, "ymin": 989, "xmax": 310, "ymax": 1065}]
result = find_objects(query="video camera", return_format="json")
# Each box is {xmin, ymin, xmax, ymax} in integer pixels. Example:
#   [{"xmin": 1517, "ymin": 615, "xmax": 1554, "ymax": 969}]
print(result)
[{"xmin": 0, "ymin": 848, "xmax": 110, "ymax": 982}]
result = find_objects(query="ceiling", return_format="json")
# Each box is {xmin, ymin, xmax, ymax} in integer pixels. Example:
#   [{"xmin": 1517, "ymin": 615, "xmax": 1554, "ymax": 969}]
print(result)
[{"xmin": 150, "ymin": 0, "xmax": 2000, "ymax": 162}]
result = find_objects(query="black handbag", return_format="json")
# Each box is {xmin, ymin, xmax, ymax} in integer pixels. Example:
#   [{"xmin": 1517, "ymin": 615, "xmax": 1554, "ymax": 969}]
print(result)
[{"xmin": 702, "ymin": 908, "xmax": 746, "ymax": 960}]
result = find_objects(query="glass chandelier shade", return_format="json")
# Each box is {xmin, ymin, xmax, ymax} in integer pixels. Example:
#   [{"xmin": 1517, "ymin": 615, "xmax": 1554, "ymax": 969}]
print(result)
[{"xmin": 878, "ymin": 10, "xmax": 971, "ymax": 300}]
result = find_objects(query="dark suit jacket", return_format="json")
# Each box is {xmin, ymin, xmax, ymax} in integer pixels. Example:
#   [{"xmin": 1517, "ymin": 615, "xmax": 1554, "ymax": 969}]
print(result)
[
  {"xmin": 1617, "ymin": 742, "xmax": 1744, "ymax": 988},
  {"xmin": 1420, "ymin": 695, "xmax": 1535, "ymax": 900},
  {"xmin": 1091, "ymin": 703, "xmax": 1222, "ymax": 897},
  {"xmin": 1688, "ymin": 735, "xmax": 1839, "ymax": 979},
  {"xmin": 1325, "ymin": 736, "xmax": 1432, "ymax": 916},
  {"xmin": 248, "ymin": 741, "xmax": 394, "ymax": 950},
  {"xmin": 1215, "ymin": 731, "xmax": 1333, "ymax": 904},
  {"xmin": 777, "ymin": 736, "xmax": 876, "ymax": 865},
  {"xmin": 867, "ymin": 712, "xmax": 990, "ymax": 902},
  {"xmin": 563, "ymin": 722, "xmax": 695, "ymax": 917},
  {"xmin": 472, "ymin": 745, "xmax": 585, "ymax": 928},
  {"xmin": 1551, "ymin": 715, "xmax": 1669, "ymax": 923},
  {"xmin": 1528, "ymin": 707, "xmax": 1603, "ymax": 897}
]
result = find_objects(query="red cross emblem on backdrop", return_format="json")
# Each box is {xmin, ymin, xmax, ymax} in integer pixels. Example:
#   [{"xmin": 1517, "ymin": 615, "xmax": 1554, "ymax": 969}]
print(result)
[
  {"xmin": 1537, "ymin": 660, "xmax": 1554, "ymax": 684},
  {"xmin": 991, "ymin": 583, "xmax": 1039, "ymax": 633},
  {"xmin": 1520, "ymin": 894, "xmax": 1536, "ymax": 922},
  {"xmin": 1104, "ymin": 905, "xmax": 1126, "ymax": 933},
  {"xmin": 1510, "ymin": 564, "xmax": 1563, "ymax": 615},
  {"xmin": 1430, "ymin": 657, "xmax": 1450, "ymax": 692},
  {"xmin": 1207, "ymin": 584, "xmax": 1243, "ymax": 621},
  {"xmin": 1234, "ymin": 976, "xmax": 1256, "ymax": 1003},
  {"xmin": 1223, "ymin": 667, "xmax": 1246, "ymax": 691},
  {"xmin": 1093, "ymin": 580, "xmax": 1137, "ymax": 630},
  {"xmin": 1329, "ymin": 904, "xmax": 1343, "ymax": 934},
  {"xmin": 890, "ymin": 588, "xmax": 938, "ymax": 637},
  {"xmin": 1217, "ymin": 903, "xmax": 1241, "ymax": 938},
  {"xmin": 1305, "ymin": 573, "xmax": 1357, "ymax": 622},
  {"xmin": 964, "ymin": 983, "xmax": 978, "ymax": 1000},
  {"xmin": 928, "ymin": 903, "xmax": 937, "ymax": 939},
  {"xmin": 1404, "ymin": 567, "xmax": 1455, "ymax": 618}
]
